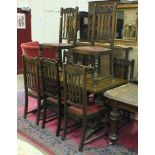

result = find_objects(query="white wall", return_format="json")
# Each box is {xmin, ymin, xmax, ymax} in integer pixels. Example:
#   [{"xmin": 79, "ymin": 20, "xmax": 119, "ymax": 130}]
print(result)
[{"xmin": 17, "ymin": 0, "xmax": 89, "ymax": 43}]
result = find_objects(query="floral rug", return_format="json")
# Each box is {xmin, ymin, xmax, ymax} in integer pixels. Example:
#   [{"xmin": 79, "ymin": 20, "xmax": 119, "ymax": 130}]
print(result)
[{"xmin": 17, "ymin": 90, "xmax": 138, "ymax": 155}]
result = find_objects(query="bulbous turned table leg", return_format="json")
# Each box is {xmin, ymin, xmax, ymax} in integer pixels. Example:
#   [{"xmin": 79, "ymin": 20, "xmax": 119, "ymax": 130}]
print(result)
[{"xmin": 109, "ymin": 106, "xmax": 120, "ymax": 145}]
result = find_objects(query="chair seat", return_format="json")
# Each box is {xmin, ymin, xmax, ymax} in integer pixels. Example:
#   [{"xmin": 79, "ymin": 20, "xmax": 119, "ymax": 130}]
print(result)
[
  {"xmin": 40, "ymin": 43, "xmax": 74, "ymax": 49},
  {"xmin": 68, "ymin": 103, "xmax": 105, "ymax": 117},
  {"xmin": 73, "ymin": 46, "xmax": 111, "ymax": 54}
]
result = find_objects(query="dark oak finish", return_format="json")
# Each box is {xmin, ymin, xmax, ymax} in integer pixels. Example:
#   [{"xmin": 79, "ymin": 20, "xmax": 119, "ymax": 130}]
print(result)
[
  {"xmin": 104, "ymin": 83, "xmax": 138, "ymax": 144},
  {"xmin": 40, "ymin": 7, "xmax": 79, "ymax": 68},
  {"xmin": 40, "ymin": 58, "xmax": 63, "ymax": 136},
  {"xmin": 71, "ymin": 3, "xmax": 117, "ymax": 87},
  {"xmin": 22, "ymin": 55, "xmax": 42, "ymax": 125},
  {"xmin": 62, "ymin": 63, "xmax": 107, "ymax": 152}
]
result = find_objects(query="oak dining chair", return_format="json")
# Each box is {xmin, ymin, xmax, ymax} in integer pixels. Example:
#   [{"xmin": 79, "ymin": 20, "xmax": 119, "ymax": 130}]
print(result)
[
  {"xmin": 22, "ymin": 55, "xmax": 42, "ymax": 125},
  {"xmin": 40, "ymin": 57, "xmax": 63, "ymax": 136},
  {"xmin": 70, "ymin": 2, "xmax": 117, "ymax": 87},
  {"xmin": 62, "ymin": 63, "xmax": 108, "ymax": 152}
]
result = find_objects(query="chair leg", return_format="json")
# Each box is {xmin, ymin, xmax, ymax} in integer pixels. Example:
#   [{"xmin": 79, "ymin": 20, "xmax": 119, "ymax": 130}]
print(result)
[
  {"xmin": 23, "ymin": 93, "xmax": 28, "ymax": 119},
  {"xmin": 62, "ymin": 108, "xmax": 68, "ymax": 140},
  {"xmin": 36, "ymin": 98, "xmax": 41, "ymax": 125},
  {"xmin": 56, "ymin": 109, "xmax": 62, "ymax": 137},
  {"xmin": 42, "ymin": 100, "xmax": 47, "ymax": 129},
  {"xmin": 79, "ymin": 118, "xmax": 87, "ymax": 152}
]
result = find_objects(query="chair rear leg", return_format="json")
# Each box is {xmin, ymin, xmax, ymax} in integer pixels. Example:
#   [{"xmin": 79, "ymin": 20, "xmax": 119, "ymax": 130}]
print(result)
[
  {"xmin": 79, "ymin": 118, "xmax": 87, "ymax": 152},
  {"xmin": 42, "ymin": 101, "xmax": 47, "ymax": 129},
  {"xmin": 62, "ymin": 109, "xmax": 68, "ymax": 140},
  {"xmin": 36, "ymin": 99, "xmax": 41, "ymax": 125},
  {"xmin": 23, "ymin": 93, "xmax": 28, "ymax": 119},
  {"xmin": 56, "ymin": 109, "xmax": 62, "ymax": 137}
]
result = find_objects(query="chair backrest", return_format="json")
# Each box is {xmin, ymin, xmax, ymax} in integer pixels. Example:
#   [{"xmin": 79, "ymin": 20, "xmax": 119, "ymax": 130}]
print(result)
[
  {"xmin": 63, "ymin": 63, "xmax": 88, "ymax": 109},
  {"xmin": 21, "ymin": 41, "xmax": 56, "ymax": 59},
  {"xmin": 21, "ymin": 41, "xmax": 40, "ymax": 57},
  {"xmin": 59, "ymin": 7, "xmax": 79, "ymax": 46},
  {"xmin": 114, "ymin": 58, "xmax": 135, "ymax": 81},
  {"xmin": 88, "ymin": 2, "xmax": 117, "ymax": 49},
  {"xmin": 22, "ymin": 55, "xmax": 40, "ymax": 92},
  {"xmin": 40, "ymin": 58, "xmax": 61, "ymax": 99}
]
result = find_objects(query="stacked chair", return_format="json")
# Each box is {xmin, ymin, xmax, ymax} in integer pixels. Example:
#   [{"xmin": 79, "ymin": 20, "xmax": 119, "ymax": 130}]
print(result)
[
  {"xmin": 70, "ymin": 2, "xmax": 117, "ymax": 84},
  {"xmin": 40, "ymin": 7, "xmax": 79, "ymax": 68}
]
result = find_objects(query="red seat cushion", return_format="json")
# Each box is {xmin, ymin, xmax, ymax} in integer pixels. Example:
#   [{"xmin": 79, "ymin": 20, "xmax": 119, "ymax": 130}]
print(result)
[
  {"xmin": 68, "ymin": 103, "xmax": 104, "ymax": 116},
  {"xmin": 21, "ymin": 41, "xmax": 39, "ymax": 57},
  {"xmin": 21, "ymin": 41, "xmax": 56, "ymax": 59}
]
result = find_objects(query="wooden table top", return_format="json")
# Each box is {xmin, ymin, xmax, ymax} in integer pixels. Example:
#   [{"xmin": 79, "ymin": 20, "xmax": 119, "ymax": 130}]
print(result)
[
  {"xmin": 86, "ymin": 77, "xmax": 127, "ymax": 94},
  {"xmin": 59, "ymin": 71, "xmax": 127, "ymax": 94},
  {"xmin": 104, "ymin": 83, "xmax": 138, "ymax": 107}
]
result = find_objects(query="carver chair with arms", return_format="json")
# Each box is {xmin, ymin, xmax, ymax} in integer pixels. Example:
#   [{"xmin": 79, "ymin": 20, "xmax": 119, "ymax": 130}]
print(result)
[{"xmin": 21, "ymin": 41, "xmax": 56, "ymax": 59}]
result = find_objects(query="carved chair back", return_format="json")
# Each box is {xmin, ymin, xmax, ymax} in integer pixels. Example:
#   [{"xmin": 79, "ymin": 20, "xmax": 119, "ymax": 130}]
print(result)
[
  {"xmin": 63, "ymin": 63, "xmax": 87, "ymax": 110},
  {"xmin": 59, "ymin": 7, "xmax": 79, "ymax": 46},
  {"xmin": 22, "ymin": 55, "xmax": 40, "ymax": 93},
  {"xmin": 88, "ymin": 2, "xmax": 117, "ymax": 49},
  {"xmin": 22, "ymin": 55, "xmax": 42, "ymax": 125},
  {"xmin": 40, "ymin": 58, "xmax": 61, "ymax": 100}
]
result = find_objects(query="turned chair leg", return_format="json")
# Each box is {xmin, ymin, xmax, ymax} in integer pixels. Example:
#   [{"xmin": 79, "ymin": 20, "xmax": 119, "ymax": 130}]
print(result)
[
  {"xmin": 79, "ymin": 118, "xmax": 87, "ymax": 152},
  {"xmin": 23, "ymin": 93, "xmax": 28, "ymax": 119}
]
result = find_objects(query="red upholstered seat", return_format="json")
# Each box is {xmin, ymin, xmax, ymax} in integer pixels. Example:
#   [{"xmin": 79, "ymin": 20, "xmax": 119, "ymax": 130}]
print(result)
[
  {"xmin": 68, "ymin": 103, "xmax": 104, "ymax": 116},
  {"xmin": 21, "ymin": 41, "xmax": 39, "ymax": 57},
  {"xmin": 21, "ymin": 41, "xmax": 56, "ymax": 59}
]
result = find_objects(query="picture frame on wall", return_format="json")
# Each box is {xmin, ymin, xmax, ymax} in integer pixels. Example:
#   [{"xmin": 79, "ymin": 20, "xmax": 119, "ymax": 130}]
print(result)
[{"xmin": 17, "ymin": 13, "xmax": 26, "ymax": 29}]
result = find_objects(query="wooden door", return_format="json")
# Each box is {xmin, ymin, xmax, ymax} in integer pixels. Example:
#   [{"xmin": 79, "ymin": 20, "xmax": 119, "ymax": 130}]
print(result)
[{"xmin": 17, "ymin": 8, "xmax": 31, "ymax": 74}]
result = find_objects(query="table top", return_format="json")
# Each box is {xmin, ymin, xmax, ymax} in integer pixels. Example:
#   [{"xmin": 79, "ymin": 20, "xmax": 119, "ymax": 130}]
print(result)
[
  {"xmin": 59, "ymin": 71, "xmax": 127, "ymax": 94},
  {"xmin": 104, "ymin": 83, "xmax": 138, "ymax": 107},
  {"xmin": 86, "ymin": 77, "xmax": 127, "ymax": 94}
]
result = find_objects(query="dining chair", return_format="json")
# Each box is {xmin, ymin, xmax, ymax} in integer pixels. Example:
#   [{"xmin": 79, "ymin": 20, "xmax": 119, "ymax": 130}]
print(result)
[
  {"xmin": 40, "ymin": 57, "xmax": 63, "ymax": 136},
  {"xmin": 22, "ymin": 55, "xmax": 42, "ymax": 125},
  {"xmin": 40, "ymin": 7, "xmax": 79, "ymax": 68},
  {"xmin": 62, "ymin": 63, "xmax": 107, "ymax": 152},
  {"xmin": 70, "ymin": 2, "xmax": 117, "ymax": 86},
  {"xmin": 21, "ymin": 41, "xmax": 56, "ymax": 59}
]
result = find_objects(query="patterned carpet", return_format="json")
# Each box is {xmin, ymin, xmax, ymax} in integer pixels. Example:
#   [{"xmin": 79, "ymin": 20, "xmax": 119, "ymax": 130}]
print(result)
[{"xmin": 17, "ymin": 90, "xmax": 138, "ymax": 155}]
